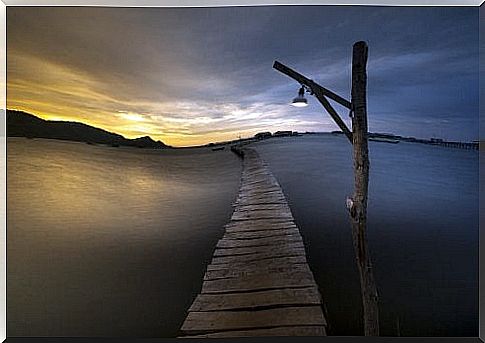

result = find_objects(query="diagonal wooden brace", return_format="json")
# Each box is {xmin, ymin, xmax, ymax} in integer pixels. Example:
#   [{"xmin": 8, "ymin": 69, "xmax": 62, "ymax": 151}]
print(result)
[{"xmin": 273, "ymin": 61, "xmax": 353, "ymax": 143}]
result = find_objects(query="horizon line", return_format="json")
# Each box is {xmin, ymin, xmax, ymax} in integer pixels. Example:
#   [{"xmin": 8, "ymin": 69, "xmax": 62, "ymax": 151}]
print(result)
[{"xmin": 6, "ymin": 108, "xmax": 480, "ymax": 149}]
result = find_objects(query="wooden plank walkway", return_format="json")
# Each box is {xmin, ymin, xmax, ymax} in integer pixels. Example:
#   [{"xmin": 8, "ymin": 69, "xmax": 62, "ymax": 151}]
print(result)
[{"xmin": 179, "ymin": 148, "xmax": 327, "ymax": 338}]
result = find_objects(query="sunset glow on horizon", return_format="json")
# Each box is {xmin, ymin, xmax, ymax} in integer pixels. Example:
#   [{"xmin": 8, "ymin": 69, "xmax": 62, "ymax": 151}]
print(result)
[
  {"xmin": 7, "ymin": 6, "xmax": 478, "ymax": 147},
  {"xmin": 6, "ymin": 50, "xmax": 321, "ymax": 147}
]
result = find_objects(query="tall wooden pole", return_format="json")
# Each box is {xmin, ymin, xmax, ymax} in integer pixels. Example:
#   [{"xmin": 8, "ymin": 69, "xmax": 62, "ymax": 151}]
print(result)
[
  {"xmin": 350, "ymin": 41, "xmax": 379, "ymax": 336},
  {"xmin": 273, "ymin": 42, "xmax": 379, "ymax": 336}
]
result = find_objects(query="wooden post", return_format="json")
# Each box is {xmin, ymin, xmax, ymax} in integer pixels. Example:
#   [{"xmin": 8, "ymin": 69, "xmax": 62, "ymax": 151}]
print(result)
[
  {"xmin": 273, "ymin": 42, "xmax": 379, "ymax": 336},
  {"xmin": 349, "ymin": 41, "xmax": 379, "ymax": 336}
]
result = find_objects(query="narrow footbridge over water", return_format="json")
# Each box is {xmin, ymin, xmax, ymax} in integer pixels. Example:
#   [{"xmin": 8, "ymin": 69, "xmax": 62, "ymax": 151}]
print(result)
[{"xmin": 179, "ymin": 148, "xmax": 327, "ymax": 338}]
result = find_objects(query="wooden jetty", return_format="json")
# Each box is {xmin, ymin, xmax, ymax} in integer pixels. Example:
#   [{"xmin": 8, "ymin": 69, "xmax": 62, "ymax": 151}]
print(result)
[
  {"xmin": 436, "ymin": 141, "xmax": 478, "ymax": 150},
  {"xmin": 179, "ymin": 148, "xmax": 327, "ymax": 338}
]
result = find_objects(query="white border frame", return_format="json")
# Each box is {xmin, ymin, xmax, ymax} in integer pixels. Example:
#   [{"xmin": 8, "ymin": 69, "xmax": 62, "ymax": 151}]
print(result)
[
  {"xmin": 1, "ymin": 1, "xmax": 6, "ymax": 342},
  {"xmin": 1, "ymin": 0, "xmax": 483, "ymax": 6},
  {"xmin": 0, "ymin": 2, "xmax": 481, "ymax": 342}
]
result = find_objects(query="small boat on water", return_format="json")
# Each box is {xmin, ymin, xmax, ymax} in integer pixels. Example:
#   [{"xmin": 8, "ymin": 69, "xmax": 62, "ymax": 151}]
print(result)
[
  {"xmin": 369, "ymin": 137, "xmax": 400, "ymax": 144},
  {"xmin": 212, "ymin": 146, "xmax": 225, "ymax": 151}
]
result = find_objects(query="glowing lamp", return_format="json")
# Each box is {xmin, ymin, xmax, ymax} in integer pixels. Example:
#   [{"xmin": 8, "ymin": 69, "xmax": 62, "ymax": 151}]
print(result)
[{"xmin": 291, "ymin": 86, "xmax": 308, "ymax": 107}]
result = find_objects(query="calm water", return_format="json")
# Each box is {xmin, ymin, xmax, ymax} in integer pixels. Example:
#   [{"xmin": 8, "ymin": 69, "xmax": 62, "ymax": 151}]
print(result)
[
  {"xmin": 7, "ymin": 135, "xmax": 478, "ymax": 337},
  {"xmin": 7, "ymin": 138, "xmax": 242, "ymax": 337},
  {"xmin": 252, "ymin": 135, "xmax": 478, "ymax": 337}
]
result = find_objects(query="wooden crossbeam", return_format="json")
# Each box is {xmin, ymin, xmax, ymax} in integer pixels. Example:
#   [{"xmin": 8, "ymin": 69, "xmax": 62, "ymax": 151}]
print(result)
[
  {"xmin": 273, "ymin": 61, "xmax": 352, "ymax": 109},
  {"xmin": 273, "ymin": 61, "xmax": 353, "ymax": 142}
]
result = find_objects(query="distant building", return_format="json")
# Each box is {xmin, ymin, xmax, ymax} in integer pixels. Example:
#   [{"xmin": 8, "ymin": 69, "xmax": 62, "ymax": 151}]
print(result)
[
  {"xmin": 254, "ymin": 132, "xmax": 272, "ymax": 140},
  {"xmin": 371, "ymin": 132, "xmax": 401, "ymax": 139},
  {"xmin": 274, "ymin": 131, "xmax": 293, "ymax": 137},
  {"xmin": 430, "ymin": 138, "xmax": 444, "ymax": 143}
]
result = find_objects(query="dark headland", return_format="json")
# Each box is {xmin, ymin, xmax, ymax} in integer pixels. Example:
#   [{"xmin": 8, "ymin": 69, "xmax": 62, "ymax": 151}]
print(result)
[{"xmin": 6, "ymin": 109, "xmax": 171, "ymax": 149}]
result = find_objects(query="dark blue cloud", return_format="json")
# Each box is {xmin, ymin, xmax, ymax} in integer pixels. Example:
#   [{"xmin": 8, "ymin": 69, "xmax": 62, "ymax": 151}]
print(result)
[{"xmin": 7, "ymin": 6, "xmax": 479, "ymax": 142}]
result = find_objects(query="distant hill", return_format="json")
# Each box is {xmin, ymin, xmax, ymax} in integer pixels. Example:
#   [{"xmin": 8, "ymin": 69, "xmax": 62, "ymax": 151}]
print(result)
[{"xmin": 7, "ymin": 110, "xmax": 170, "ymax": 149}]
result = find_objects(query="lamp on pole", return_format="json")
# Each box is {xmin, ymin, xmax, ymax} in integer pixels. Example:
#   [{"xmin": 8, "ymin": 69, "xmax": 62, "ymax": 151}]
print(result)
[
  {"xmin": 273, "ymin": 41, "xmax": 379, "ymax": 336},
  {"xmin": 291, "ymin": 86, "xmax": 309, "ymax": 107}
]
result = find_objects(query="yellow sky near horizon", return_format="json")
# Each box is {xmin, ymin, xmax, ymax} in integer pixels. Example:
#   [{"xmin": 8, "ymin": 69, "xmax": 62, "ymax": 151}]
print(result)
[
  {"xmin": 6, "ymin": 6, "xmax": 481, "ymax": 148},
  {"xmin": 7, "ymin": 6, "xmax": 368, "ymax": 148},
  {"xmin": 6, "ymin": 54, "xmax": 277, "ymax": 147},
  {"xmin": 8, "ymin": 55, "xmax": 197, "ymax": 146},
  {"xmin": 7, "ymin": 50, "xmax": 321, "ymax": 147},
  {"xmin": 6, "ymin": 103, "xmax": 261, "ymax": 147}
]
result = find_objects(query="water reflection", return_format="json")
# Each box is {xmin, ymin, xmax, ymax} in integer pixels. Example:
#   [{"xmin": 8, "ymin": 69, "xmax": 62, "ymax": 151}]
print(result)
[
  {"xmin": 253, "ymin": 135, "xmax": 478, "ymax": 337},
  {"xmin": 7, "ymin": 138, "xmax": 241, "ymax": 337},
  {"xmin": 7, "ymin": 135, "xmax": 478, "ymax": 337}
]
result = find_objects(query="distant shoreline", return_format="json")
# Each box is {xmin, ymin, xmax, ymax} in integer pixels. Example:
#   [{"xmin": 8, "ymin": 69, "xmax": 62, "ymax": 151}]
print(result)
[
  {"xmin": 6, "ymin": 109, "xmax": 172, "ymax": 149},
  {"xmin": 8, "ymin": 133, "xmax": 480, "ymax": 153},
  {"xmin": 6, "ymin": 136, "xmax": 208, "ymax": 150},
  {"xmin": 6, "ymin": 109, "xmax": 480, "ymax": 151}
]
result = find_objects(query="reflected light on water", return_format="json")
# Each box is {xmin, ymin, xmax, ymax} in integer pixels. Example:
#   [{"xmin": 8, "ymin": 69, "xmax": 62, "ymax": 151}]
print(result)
[{"xmin": 7, "ymin": 138, "xmax": 242, "ymax": 336}]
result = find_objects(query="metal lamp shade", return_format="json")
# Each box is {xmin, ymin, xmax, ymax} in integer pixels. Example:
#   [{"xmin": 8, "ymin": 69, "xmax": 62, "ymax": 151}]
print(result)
[
  {"xmin": 291, "ymin": 86, "xmax": 308, "ymax": 107},
  {"xmin": 291, "ymin": 95, "xmax": 308, "ymax": 107}
]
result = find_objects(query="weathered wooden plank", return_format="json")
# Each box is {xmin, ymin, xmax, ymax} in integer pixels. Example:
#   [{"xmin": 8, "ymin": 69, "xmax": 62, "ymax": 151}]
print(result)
[
  {"xmin": 240, "ymin": 182, "xmax": 277, "ymax": 189},
  {"xmin": 242, "ymin": 170, "xmax": 270, "ymax": 175},
  {"xmin": 211, "ymin": 247, "xmax": 306, "ymax": 265},
  {"xmin": 238, "ymin": 190, "xmax": 285, "ymax": 199},
  {"xmin": 201, "ymin": 270, "xmax": 316, "ymax": 293},
  {"xmin": 216, "ymin": 234, "xmax": 302, "ymax": 249},
  {"xmin": 235, "ymin": 200, "xmax": 288, "ymax": 208},
  {"xmin": 204, "ymin": 263, "xmax": 312, "ymax": 280},
  {"xmin": 234, "ymin": 200, "xmax": 288, "ymax": 208},
  {"xmin": 236, "ymin": 197, "xmax": 286, "ymax": 205},
  {"xmin": 237, "ymin": 190, "xmax": 286, "ymax": 196},
  {"xmin": 241, "ymin": 179, "xmax": 273, "ymax": 185},
  {"xmin": 238, "ymin": 188, "xmax": 281, "ymax": 196},
  {"xmin": 241, "ymin": 177, "xmax": 279, "ymax": 185},
  {"xmin": 240, "ymin": 177, "xmax": 277, "ymax": 184},
  {"xmin": 241, "ymin": 177, "xmax": 279, "ymax": 187},
  {"xmin": 242, "ymin": 177, "xmax": 278, "ymax": 185},
  {"xmin": 230, "ymin": 216, "xmax": 293, "ymax": 223},
  {"xmin": 213, "ymin": 242, "xmax": 304, "ymax": 257},
  {"xmin": 232, "ymin": 209, "xmax": 292, "ymax": 217},
  {"xmin": 238, "ymin": 188, "xmax": 283, "ymax": 196},
  {"xmin": 231, "ymin": 212, "xmax": 294, "ymax": 221},
  {"xmin": 232, "ymin": 208, "xmax": 293, "ymax": 215},
  {"xmin": 189, "ymin": 287, "xmax": 321, "ymax": 311},
  {"xmin": 223, "ymin": 228, "xmax": 300, "ymax": 239},
  {"xmin": 239, "ymin": 184, "xmax": 282, "ymax": 192},
  {"xmin": 236, "ymin": 193, "xmax": 286, "ymax": 201},
  {"xmin": 234, "ymin": 204, "xmax": 291, "ymax": 212},
  {"xmin": 225, "ymin": 221, "xmax": 296, "ymax": 233},
  {"xmin": 242, "ymin": 168, "xmax": 270, "ymax": 174},
  {"xmin": 206, "ymin": 255, "xmax": 308, "ymax": 271},
  {"xmin": 228, "ymin": 217, "xmax": 294, "ymax": 224},
  {"xmin": 228, "ymin": 219, "xmax": 294, "ymax": 226},
  {"xmin": 240, "ymin": 183, "xmax": 279, "ymax": 190},
  {"xmin": 181, "ymin": 325, "xmax": 326, "ymax": 338},
  {"xmin": 180, "ymin": 306, "xmax": 326, "ymax": 334}
]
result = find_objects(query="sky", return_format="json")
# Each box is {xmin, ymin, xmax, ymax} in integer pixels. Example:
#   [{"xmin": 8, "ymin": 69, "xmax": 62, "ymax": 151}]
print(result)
[{"xmin": 7, "ymin": 6, "xmax": 479, "ymax": 147}]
